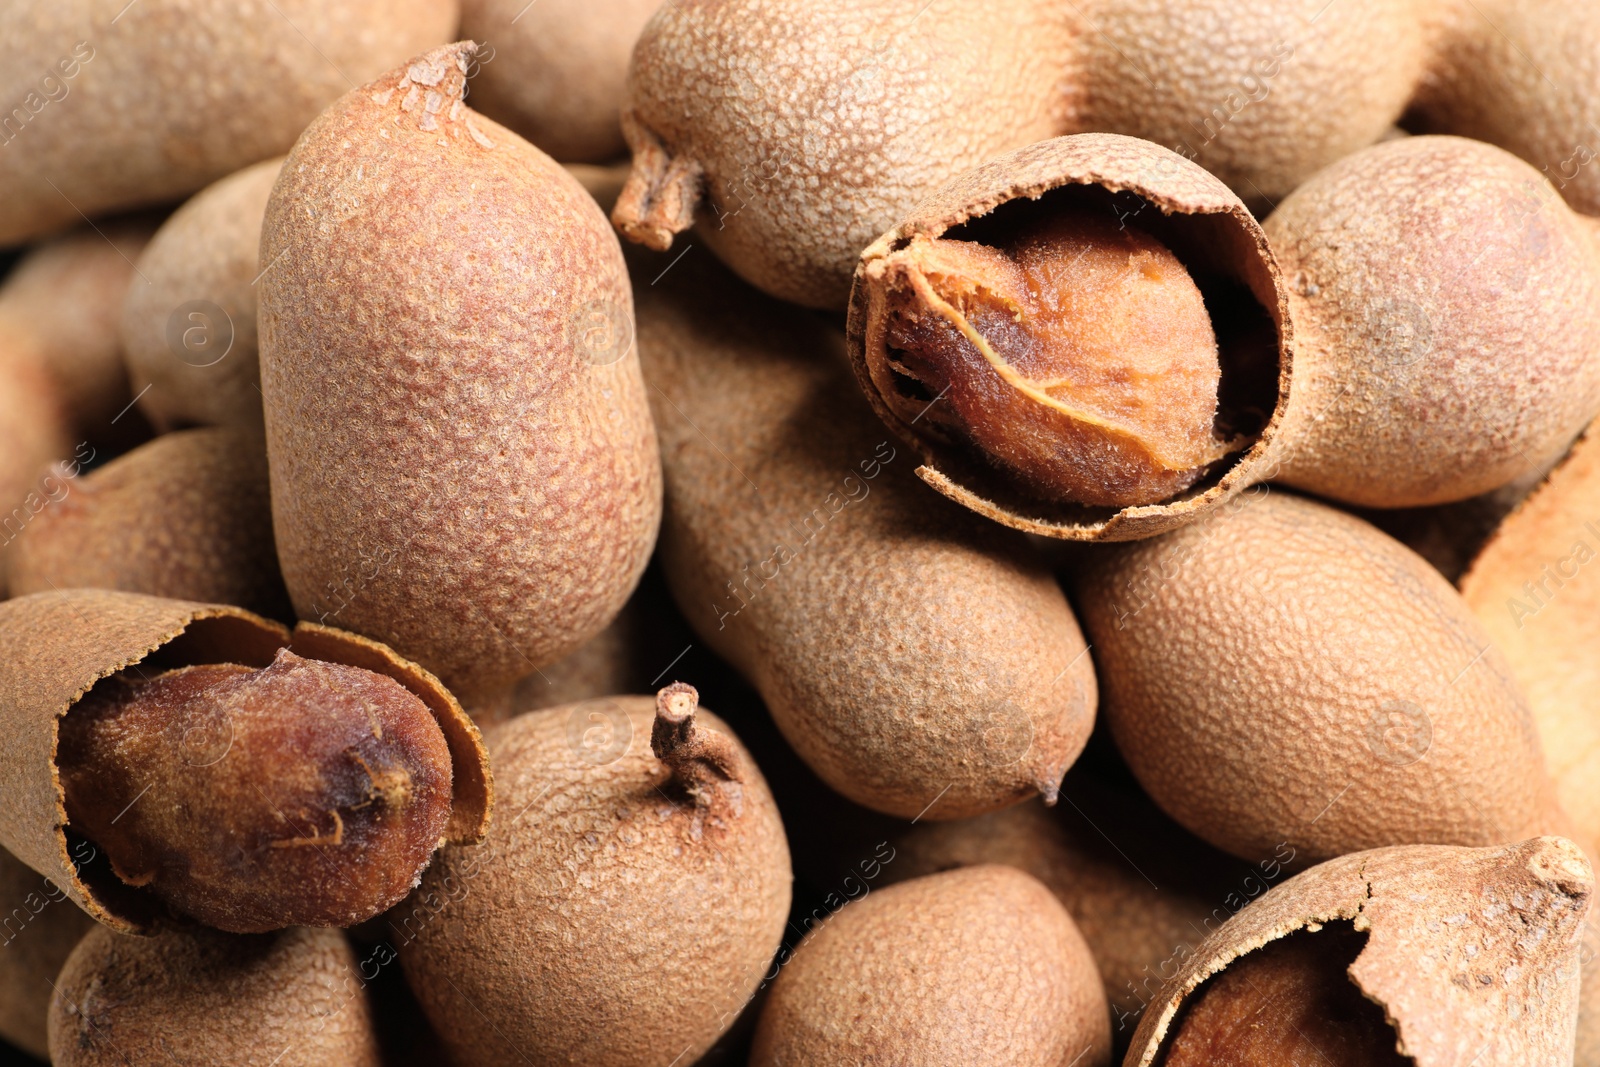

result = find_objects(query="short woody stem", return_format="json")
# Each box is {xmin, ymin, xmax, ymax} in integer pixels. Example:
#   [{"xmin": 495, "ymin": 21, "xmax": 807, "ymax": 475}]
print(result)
[{"xmin": 651, "ymin": 682, "xmax": 742, "ymax": 804}]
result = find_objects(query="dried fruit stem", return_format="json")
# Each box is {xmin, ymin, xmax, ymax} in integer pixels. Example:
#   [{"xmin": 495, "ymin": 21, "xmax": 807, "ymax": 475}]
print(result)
[{"xmin": 651, "ymin": 682, "xmax": 742, "ymax": 804}]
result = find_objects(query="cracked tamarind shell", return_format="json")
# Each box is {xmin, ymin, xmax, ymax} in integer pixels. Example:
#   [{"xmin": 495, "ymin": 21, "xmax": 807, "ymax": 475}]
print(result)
[
  {"xmin": 460, "ymin": 0, "xmax": 659, "ymax": 162},
  {"xmin": 1125, "ymin": 836, "xmax": 1594, "ymax": 1067},
  {"xmin": 849, "ymin": 133, "xmax": 1290, "ymax": 542},
  {"xmin": 397, "ymin": 685, "xmax": 791, "ymax": 1067},
  {"xmin": 0, "ymin": 0, "xmax": 460, "ymax": 246},
  {"xmin": 639, "ymin": 248, "xmax": 1096, "ymax": 821},
  {"xmin": 0, "ymin": 846, "xmax": 95, "ymax": 1059},
  {"xmin": 0, "ymin": 589, "xmax": 490, "ymax": 935},
  {"xmin": 49, "ymin": 924, "xmax": 380, "ymax": 1067},
  {"xmin": 121, "ymin": 157, "xmax": 284, "ymax": 434},
  {"xmin": 260, "ymin": 42, "xmax": 661, "ymax": 706},
  {"xmin": 1069, "ymin": 489, "xmax": 1569, "ymax": 868},
  {"xmin": 750, "ymin": 865, "xmax": 1111, "ymax": 1066},
  {"xmin": 7, "ymin": 427, "xmax": 291, "ymax": 619},
  {"xmin": 1265, "ymin": 135, "xmax": 1600, "ymax": 509}
]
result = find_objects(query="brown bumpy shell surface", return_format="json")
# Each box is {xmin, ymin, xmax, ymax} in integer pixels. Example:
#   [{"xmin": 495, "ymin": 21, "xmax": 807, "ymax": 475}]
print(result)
[
  {"xmin": 0, "ymin": 220, "xmax": 156, "ymax": 433},
  {"xmin": 1410, "ymin": 0, "xmax": 1600, "ymax": 217},
  {"xmin": 261, "ymin": 42, "xmax": 661, "ymax": 704},
  {"xmin": 1071, "ymin": 490, "xmax": 1568, "ymax": 866},
  {"xmin": 615, "ymin": 0, "xmax": 1076, "ymax": 309},
  {"xmin": 884, "ymin": 768, "xmax": 1286, "ymax": 1052},
  {"xmin": 1125, "ymin": 837, "xmax": 1594, "ymax": 1067},
  {"xmin": 750, "ymin": 865, "xmax": 1111, "ymax": 1066},
  {"xmin": 460, "ymin": 0, "xmax": 659, "ymax": 162},
  {"xmin": 1461, "ymin": 425, "xmax": 1600, "ymax": 1065},
  {"xmin": 48, "ymin": 924, "xmax": 380, "ymax": 1067},
  {"xmin": 397, "ymin": 695, "xmax": 791, "ymax": 1067},
  {"xmin": 0, "ymin": 589, "xmax": 489, "ymax": 934},
  {"xmin": 0, "ymin": 847, "xmax": 95, "ymax": 1059},
  {"xmin": 7, "ymin": 428, "xmax": 291, "ymax": 619},
  {"xmin": 640, "ymin": 250, "xmax": 1097, "ymax": 821},
  {"xmin": 0, "ymin": 0, "xmax": 459, "ymax": 245},
  {"xmin": 848, "ymin": 134, "xmax": 1291, "ymax": 542},
  {"xmin": 121, "ymin": 158, "xmax": 283, "ymax": 433},
  {"xmin": 1267, "ymin": 136, "xmax": 1600, "ymax": 508}
]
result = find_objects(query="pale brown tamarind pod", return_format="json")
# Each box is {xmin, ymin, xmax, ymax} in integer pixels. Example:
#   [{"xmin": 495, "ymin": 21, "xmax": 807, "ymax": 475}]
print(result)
[
  {"xmin": 1069, "ymin": 490, "xmax": 1568, "ymax": 866},
  {"xmin": 0, "ymin": 0, "xmax": 460, "ymax": 245},
  {"xmin": 460, "ymin": 0, "xmax": 660, "ymax": 162},
  {"xmin": 750, "ymin": 865, "xmax": 1111, "ymax": 1067},
  {"xmin": 0, "ymin": 589, "xmax": 490, "ymax": 935},
  {"xmin": 1461, "ymin": 424, "xmax": 1600, "ymax": 1065},
  {"xmin": 848, "ymin": 134, "xmax": 1600, "ymax": 538},
  {"xmin": 261, "ymin": 42, "xmax": 661, "ymax": 705},
  {"xmin": 0, "ymin": 218, "xmax": 157, "ymax": 435},
  {"xmin": 7, "ymin": 427, "xmax": 290, "ymax": 619},
  {"xmin": 0, "ymin": 847, "xmax": 94, "ymax": 1059},
  {"xmin": 885, "ymin": 762, "xmax": 1295, "ymax": 1053},
  {"xmin": 121, "ymin": 158, "xmax": 284, "ymax": 434},
  {"xmin": 616, "ymin": 0, "xmax": 1600, "ymax": 308},
  {"xmin": 1409, "ymin": 0, "xmax": 1600, "ymax": 217},
  {"xmin": 639, "ymin": 249, "xmax": 1096, "ymax": 821},
  {"xmin": 49, "ymin": 925, "xmax": 381, "ymax": 1066},
  {"xmin": 398, "ymin": 685, "xmax": 790, "ymax": 1067},
  {"xmin": 1125, "ymin": 837, "xmax": 1594, "ymax": 1067}
]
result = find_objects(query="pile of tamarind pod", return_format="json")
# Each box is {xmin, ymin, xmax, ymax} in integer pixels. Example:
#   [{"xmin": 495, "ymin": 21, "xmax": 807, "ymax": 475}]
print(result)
[{"xmin": 0, "ymin": 0, "xmax": 1596, "ymax": 1065}]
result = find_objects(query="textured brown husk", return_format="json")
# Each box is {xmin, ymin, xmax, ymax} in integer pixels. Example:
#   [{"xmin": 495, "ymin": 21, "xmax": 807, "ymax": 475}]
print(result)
[
  {"xmin": 0, "ymin": 846, "xmax": 94, "ymax": 1058},
  {"xmin": 397, "ymin": 694, "xmax": 790, "ymax": 1067},
  {"xmin": 1070, "ymin": 489, "xmax": 1568, "ymax": 867},
  {"xmin": 848, "ymin": 134, "xmax": 1290, "ymax": 542},
  {"xmin": 48, "ymin": 924, "xmax": 380, "ymax": 1066},
  {"xmin": 750, "ymin": 865, "xmax": 1111, "ymax": 1066},
  {"xmin": 6, "ymin": 427, "xmax": 291, "ymax": 618},
  {"xmin": 460, "ymin": 0, "xmax": 658, "ymax": 162},
  {"xmin": 0, "ymin": 0, "xmax": 459, "ymax": 245},
  {"xmin": 640, "ymin": 249, "xmax": 1097, "ymax": 820},
  {"xmin": 1125, "ymin": 837, "xmax": 1593, "ymax": 1067},
  {"xmin": 1266, "ymin": 136, "xmax": 1600, "ymax": 508},
  {"xmin": 121, "ymin": 158, "xmax": 283, "ymax": 433},
  {"xmin": 1461, "ymin": 426, "xmax": 1600, "ymax": 1065},
  {"xmin": 260, "ymin": 42, "xmax": 661, "ymax": 703},
  {"xmin": 0, "ymin": 589, "xmax": 489, "ymax": 934}
]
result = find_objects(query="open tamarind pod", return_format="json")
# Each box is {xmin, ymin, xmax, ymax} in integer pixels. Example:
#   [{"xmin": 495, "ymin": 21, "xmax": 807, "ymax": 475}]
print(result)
[
  {"xmin": 1069, "ymin": 489, "xmax": 1569, "ymax": 867},
  {"xmin": 49, "ymin": 925, "xmax": 380, "ymax": 1066},
  {"xmin": 398, "ymin": 685, "xmax": 790, "ymax": 1067},
  {"xmin": 261, "ymin": 43, "xmax": 661, "ymax": 706},
  {"xmin": 121, "ymin": 158, "xmax": 283, "ymax": 434},
  {"xmin": 0, "ymin": 0, "xmax": 459, "ymax": 246},
  {"xmin": 847, "ymin": 134, "xmax": 1600, "ymax": 539},
  {"xmin": 1409, "ymin": 0, "xmax": 1600, "ymax": 217},
  {"xmin": 1125, "ymin": 836, "xmax": 1593, "ymax": 1067},
  {"xmin": 461, "ymin": 0, "xmax": 659, "ymax": 162},
  {"xmin": 7, "ymin": 428, "xmax": 290, "ymax": 619},
  {"xmin": 639, "ymin": 249, "xmax": 1096, "ymax": 821},
  {"xmin": 750, "ymin": 865, "xmax": 1111, "ymax": 1067},
  {"xmin": 0, "ymin": 847, "xmax": 94, "ymax": 1060},
  {"xmin": 0, "ymin": 589, "xmax": 490, "ymax": 935}
]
